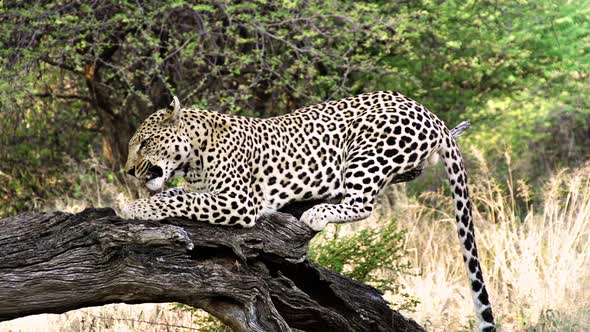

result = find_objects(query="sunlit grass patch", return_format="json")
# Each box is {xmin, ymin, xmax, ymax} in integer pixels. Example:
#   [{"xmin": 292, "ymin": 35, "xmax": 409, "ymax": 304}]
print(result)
[
  {"xmin": 0, "ymin": 303, "xmax": 201, "ymax": 332},
  {"xmin": 392, "ymin": 155, "xmax": 590, "ymax": 331}
]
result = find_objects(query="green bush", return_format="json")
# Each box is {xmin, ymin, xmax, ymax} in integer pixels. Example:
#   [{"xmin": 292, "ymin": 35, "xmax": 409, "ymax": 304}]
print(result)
[{"xmin": 309, "ymin": 220, "xmax": 418, "ymax": 311}]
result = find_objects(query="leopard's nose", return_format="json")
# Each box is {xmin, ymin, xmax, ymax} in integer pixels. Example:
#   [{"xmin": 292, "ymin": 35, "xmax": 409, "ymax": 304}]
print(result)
[{"xmin": 127, "ymin": 167, "xmax": 136, "ymax": 177}]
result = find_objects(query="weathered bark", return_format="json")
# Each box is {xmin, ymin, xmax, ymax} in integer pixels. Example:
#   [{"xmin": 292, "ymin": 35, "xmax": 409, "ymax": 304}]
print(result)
[{"xmin": 0, "ymin": 208, "xmax": 424, "ymax": 332}]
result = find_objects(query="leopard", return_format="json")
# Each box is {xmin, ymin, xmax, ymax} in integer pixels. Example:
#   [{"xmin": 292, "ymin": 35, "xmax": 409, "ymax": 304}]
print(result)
[{"xmin": 121, "ymin": 91, "xmax": 495, "ymax": 331}]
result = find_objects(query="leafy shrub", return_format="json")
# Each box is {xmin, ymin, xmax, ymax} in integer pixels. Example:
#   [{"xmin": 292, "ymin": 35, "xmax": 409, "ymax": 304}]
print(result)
[{"xmin": 309, "ymin": 221, "xmax": 418, "ymax": 311}]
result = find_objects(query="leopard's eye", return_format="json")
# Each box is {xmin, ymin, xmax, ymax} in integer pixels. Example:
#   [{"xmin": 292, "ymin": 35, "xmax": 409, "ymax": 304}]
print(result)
[{"xmin": 140, "ymin": 139, "xmax": 149, "ymax": 149}]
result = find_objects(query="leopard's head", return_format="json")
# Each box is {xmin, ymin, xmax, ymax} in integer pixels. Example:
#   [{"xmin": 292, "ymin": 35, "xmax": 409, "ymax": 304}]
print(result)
[{"xmin": 125, "ymin": 96, "xmax": 192, "ymax": 191}]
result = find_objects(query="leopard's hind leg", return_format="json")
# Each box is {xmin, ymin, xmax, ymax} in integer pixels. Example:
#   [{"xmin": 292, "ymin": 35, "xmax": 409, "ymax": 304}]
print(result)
[{"xmin": 300, "ymin": 155, "xmax": 391, "ymax": 231}]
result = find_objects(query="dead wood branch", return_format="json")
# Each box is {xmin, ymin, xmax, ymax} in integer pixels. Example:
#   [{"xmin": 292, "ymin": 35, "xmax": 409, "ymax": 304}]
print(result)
[{"xmin": 0, "ymin": 208, "xmax": 424, "ymax": 332}]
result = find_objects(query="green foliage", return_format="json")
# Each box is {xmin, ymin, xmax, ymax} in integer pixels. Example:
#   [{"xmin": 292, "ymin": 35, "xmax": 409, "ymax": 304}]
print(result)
[
  {"xmin": 0, "ymin": 90, "xmax": 97, "ymax": 216},
  {"xmin": 309, "ymin": 220, "xmax": 418, "ymax": 311},
  {"xmin": 0, "ymin": 0, "xmax": 588, "ymax": 216},
  {"xmin": 0, "ymin": 0, "xmax": 411, "ymax": 216},
  {"xmin": 370, "ymin": 0, "xmax": 589, "ymax": 114},
  {"xmin": 460, "ymin": 0, "xmax": 590, "ymax": 165}
]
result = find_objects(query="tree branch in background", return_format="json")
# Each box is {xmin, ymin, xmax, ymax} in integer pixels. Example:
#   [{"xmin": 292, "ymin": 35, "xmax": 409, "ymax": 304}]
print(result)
[
  {"xmin": 32, "ymin": 92, "xmax": 91, "ymax": 101},
  {"xmin": 40, "ymin": 57, "xmax": 83, "ymax": 75}
]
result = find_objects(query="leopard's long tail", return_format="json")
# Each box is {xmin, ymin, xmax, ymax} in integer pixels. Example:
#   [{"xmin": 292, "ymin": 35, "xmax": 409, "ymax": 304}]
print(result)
[{"xmin": 441, "ymin": 133, "xmax": 495, "ymax": 332}]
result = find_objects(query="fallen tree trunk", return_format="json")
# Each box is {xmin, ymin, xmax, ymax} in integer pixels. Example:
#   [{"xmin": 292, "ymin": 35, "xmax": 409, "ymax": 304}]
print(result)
[{"xmin": 0, "ymin": 208, "xmax": 424, "ymax": 332}]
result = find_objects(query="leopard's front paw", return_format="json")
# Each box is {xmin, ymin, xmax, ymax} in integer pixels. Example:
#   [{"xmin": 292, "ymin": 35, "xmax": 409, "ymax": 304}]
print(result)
[
  {"xmin": 119, "ymin": 199, "xmax": 157, "ymax": 220},
  {"xmin": 300, "ymin": 209, "xmax": 329, "ymax": 232}
]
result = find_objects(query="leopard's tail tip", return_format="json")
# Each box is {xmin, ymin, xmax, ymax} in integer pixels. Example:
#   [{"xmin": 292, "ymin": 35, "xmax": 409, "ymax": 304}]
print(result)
[{"xmin": 450, "ymin": 121, "xmax": 471, "ymax": 139}]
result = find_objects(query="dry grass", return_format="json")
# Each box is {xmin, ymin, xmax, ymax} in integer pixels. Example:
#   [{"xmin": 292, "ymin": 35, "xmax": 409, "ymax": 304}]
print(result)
[
  {"xmin": 44, "ymin": 157, "xmax": 136, "ymax": 215},
  {"xmin": 2, "ymin": 155, "xmax": 589, "ymax": 331},
  {"xmin": 0, "ymin": 303, "xmax": 206, "ymax": 332},
  {"xmin": 389, "ymin": 153, "xmax": 590, "ymax": 331}
]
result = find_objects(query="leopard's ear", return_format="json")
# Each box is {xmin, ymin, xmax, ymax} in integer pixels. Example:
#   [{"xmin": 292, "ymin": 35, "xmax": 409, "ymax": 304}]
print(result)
[{"xmin": 162, "ymin": 96, "xmax": 182, "ymax": 126}]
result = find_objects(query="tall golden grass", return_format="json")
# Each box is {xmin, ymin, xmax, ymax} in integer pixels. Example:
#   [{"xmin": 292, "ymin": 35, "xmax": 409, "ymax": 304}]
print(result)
[
  {"xmin": 0, "ymin": 303, "xmax": 207, "ymax": 332},
  {"xmin": 390, "ymin": 151, "xmax": 590, "ymax": 331},
  {"xmin": 1, "ymin": 154, "xmax": 589, "ymax": 331}
]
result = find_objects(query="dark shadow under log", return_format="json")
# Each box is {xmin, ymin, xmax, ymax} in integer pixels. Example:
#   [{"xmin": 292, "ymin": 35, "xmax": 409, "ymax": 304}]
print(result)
[{"xmin": 0, "ymin": 208, "xmax": 424, "ymax": 332}]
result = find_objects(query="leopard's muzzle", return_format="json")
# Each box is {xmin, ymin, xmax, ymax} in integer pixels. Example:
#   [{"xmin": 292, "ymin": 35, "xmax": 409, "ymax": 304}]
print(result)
[{"xmin": 128, "ymin": 160, "xmax": 164, "ymax": 182}]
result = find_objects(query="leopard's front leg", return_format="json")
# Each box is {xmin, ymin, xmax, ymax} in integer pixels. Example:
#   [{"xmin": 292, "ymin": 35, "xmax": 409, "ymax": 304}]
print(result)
[
  {"xmin": 121, "ymin": 186, "xmax": 190, "ymax": 218},
  {"xmin": 121, "ymin": 191, "xmax": 257, "ymax": 228}
]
